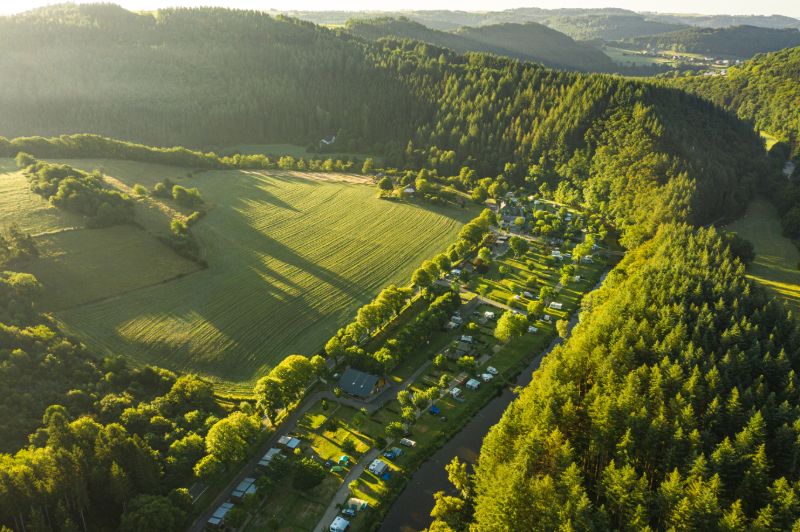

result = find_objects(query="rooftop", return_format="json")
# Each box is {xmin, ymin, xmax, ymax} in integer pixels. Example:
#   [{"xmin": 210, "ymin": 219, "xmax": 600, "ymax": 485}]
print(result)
[{"xmin": 338, "ymin": 367, "xmax": 380, "ymax": 398}]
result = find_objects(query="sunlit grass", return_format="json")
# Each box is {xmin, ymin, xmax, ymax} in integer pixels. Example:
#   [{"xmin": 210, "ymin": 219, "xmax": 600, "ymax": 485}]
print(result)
[{"xmin": 727, "ymin": 197, "xmax": 800, "ymax": 314}]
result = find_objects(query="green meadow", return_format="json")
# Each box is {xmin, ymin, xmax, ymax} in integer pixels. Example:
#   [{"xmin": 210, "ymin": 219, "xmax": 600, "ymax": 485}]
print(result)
[
  {"xmin": 727, "ymin": 197, "xmax": 800, "ymax": 313},
  {"xmin": 18, "ymin": 160, "xmax": 476, "ymax": 392}
]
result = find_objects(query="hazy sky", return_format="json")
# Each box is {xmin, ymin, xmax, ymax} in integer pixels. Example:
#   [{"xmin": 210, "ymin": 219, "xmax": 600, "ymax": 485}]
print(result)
[{"xmin": 2, "ymin": 0, "xmax": 799, "ymax": 18}]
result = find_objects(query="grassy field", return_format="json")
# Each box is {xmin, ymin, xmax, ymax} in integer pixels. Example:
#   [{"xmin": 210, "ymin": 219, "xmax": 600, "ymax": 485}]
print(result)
[
  {"xmin": 727, "ymin": 197, "xmax": 800, "ymax": 313},
  {"xmin": 42, "ymin": 160, "xmax": 475, "ymax": 391},
  {"xmin": 0, "ymin": 159, "xmax": 200, "ymax": 312},
  {"xmin": 16, "ymin": 226, "xmax": 200, "ymax": 311},
  {"xmin": 603, "ymin": 46, "xmax": 663, "ymax": 66},
  {"xmin": 0, "ymin": 160, "xmax": 83, "ymax": 234}
]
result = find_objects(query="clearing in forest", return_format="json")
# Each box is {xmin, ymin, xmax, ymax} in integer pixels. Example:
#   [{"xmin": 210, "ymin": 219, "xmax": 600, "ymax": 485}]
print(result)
[
  {"xmin": 727, "ymin": 197, "xmax": 800, "ymax": 313},
  {"xmin": 47, "ymin": 160, "xmax": 475, "ymax": 392}
]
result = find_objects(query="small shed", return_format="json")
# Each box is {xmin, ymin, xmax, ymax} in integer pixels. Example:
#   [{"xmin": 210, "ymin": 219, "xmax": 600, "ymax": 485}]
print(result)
[
  {"xmin": 232, "ymin": 477, "xmax": 257, "ymax": 501},
  {"xmin": 368, "ymin": 459, "xmax": 389, "ymax": 476},
  {"xmin": 207, "ymin": 502, "xmax": 234, "ymax": 528},
  {"xmin": 278, "ymin": 435, "xmax": 301, "ymax": 451},
  {"xmin": 258, "ymin": 447, "xmax": 283, "ymax": 468},
  {"xmin": 466, "ymin": 378, "xmax": 480, "ymax": 390}
]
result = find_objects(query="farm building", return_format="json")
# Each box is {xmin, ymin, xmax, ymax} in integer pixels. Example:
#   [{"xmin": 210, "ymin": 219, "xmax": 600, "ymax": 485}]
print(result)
[
  {"xmin": 232, "ymin": 477, "xmax": 257, "ymax": 501},
  {"xmin": 338, "ymin": 368, "xmax": 380, "ymax": 398},
  {"xmin": 207, "ymin": 502, "xmax": 234, "ymax": 528},
  {"xmin": 368, "ymin": 459, "xmax": 389, "ymax": 476},
  {"xmin": 258, "ymin": 447, "xmax": 282, "ymax": 468},
  {"xmin": 278, "ymin": 435, "xmax": 301, "ymax": 451}
]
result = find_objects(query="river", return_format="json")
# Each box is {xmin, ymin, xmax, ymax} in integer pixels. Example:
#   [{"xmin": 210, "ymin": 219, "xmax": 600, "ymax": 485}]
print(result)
[{"xmin": 378, "ymin": 271, "xmax": 609, "ymax": 532}]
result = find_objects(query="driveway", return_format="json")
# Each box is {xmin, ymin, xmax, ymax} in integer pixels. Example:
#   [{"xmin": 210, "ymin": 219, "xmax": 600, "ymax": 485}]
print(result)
[{"xmin": 313, "ymin": 448, "xmax": 380, "ymax": 532}]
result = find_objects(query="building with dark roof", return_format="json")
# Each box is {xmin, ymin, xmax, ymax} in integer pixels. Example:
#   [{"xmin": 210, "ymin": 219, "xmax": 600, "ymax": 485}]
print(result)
[{"xmin": 338, "ymin": 368, "xmax": 379, "ymax": 398}]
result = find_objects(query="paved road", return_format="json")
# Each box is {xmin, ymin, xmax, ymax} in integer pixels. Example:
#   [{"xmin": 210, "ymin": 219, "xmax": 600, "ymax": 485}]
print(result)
[{"xmin": 313, "ymin": 447, "xmax": 380, "ymax": 532}]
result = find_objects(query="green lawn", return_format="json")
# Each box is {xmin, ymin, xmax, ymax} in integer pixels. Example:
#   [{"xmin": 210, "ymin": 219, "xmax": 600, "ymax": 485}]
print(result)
[
  {"xmin": 36, "ymin": 160, "xmax": 476, "ymax": 392},
  {"xmin": 726, "ymin": 197, "xmax": 800, "ymax": 313}
]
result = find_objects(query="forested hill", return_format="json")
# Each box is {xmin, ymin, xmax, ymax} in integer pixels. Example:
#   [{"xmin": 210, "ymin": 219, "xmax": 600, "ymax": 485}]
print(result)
[
  {"xmin": 0, "ymin": 4, "xmax": 425, "ymax": 153},
  {"xmin": 344, "ymin": 18, "xmax": 619, "ymax": 72},
  {"xmin": 619, "ymin": 25, "xmax": 800, "ymax": 58},
  {"xmin": 672, "ymin": 47, "xmax": 800, "ymax": 156}
]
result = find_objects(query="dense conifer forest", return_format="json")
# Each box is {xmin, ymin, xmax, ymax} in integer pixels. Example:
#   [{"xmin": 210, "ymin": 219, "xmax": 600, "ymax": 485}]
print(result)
[{"xmin": 0, "ymin": 4, "xmax": 795, "ymax": 532}]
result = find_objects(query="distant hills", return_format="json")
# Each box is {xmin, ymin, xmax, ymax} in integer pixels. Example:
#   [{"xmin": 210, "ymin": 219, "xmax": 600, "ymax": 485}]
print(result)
[
  {"xmin": 647, "ymin": 12, "xmax": 800, "ymax": 30},
  {"xmin": 618, "ymin": 25, "xmax": 800, "ymax": 58},
  {"xmin": 344, "ymin": 17, "xmax": 619, "ymax": 72},
  {"xmin": 281, "ymin": 8, "xmax": 800, "ymax": 41}
]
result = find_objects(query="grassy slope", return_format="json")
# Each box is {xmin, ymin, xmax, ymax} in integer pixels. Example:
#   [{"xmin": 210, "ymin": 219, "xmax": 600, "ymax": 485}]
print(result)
[
  {"xmin": 17, "ymin": 226, "xmax": 200, "ymax": 311},
  {"xmin": 0, "ymin": 158, "xmax": 199, "ymax": 312},
  {"xmin": 0, "ymin": 160, "xmax": 83, "ymax": 234},
  {"xmin": 47, "ymin": 161, "xmax": 475, "ymax": 391},
  {"xmin": 727, "ymin": 197, "xmax": 800, "ymax": 313}
]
